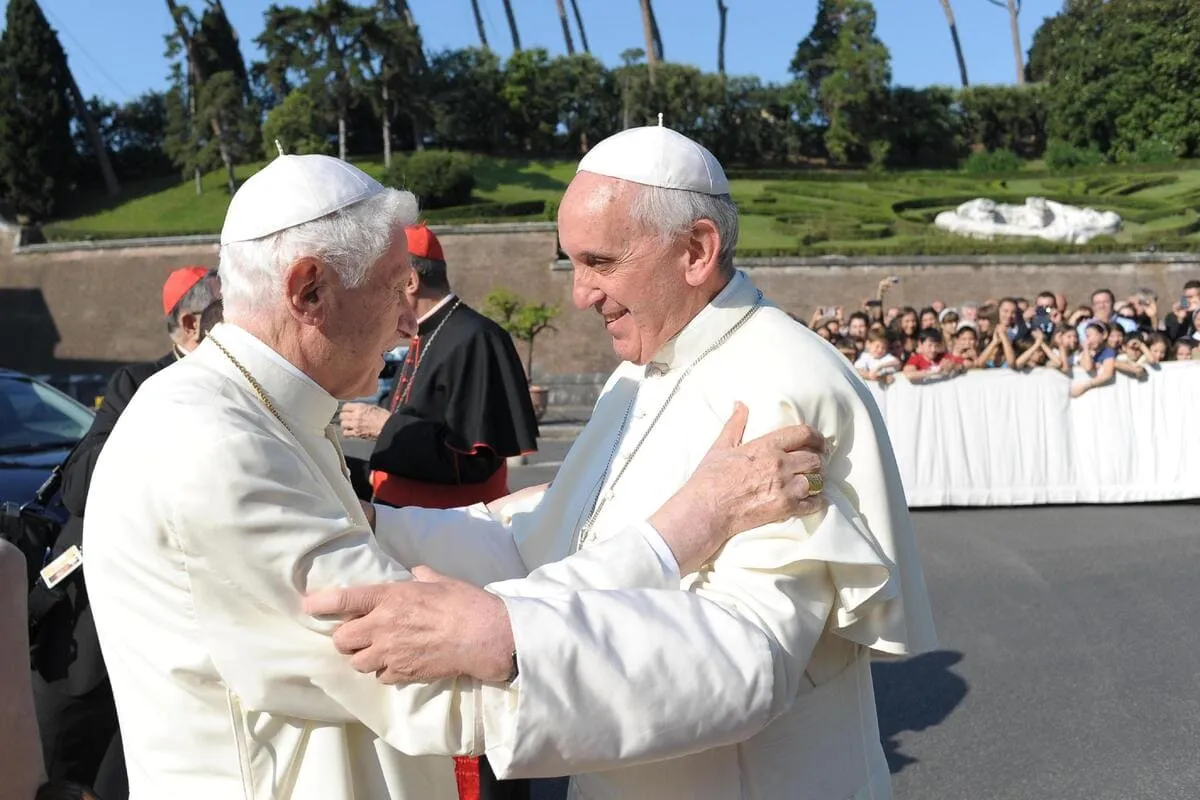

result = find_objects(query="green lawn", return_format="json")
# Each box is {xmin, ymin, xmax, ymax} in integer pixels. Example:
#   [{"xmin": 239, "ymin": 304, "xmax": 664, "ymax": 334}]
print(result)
[{"xmin": 43, "ymin": 156, "xmax": 1200, "ymax": 256}]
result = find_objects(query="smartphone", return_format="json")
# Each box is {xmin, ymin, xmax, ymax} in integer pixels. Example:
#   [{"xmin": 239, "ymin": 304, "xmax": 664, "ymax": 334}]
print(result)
[{"xmin": 1183, "ymin": 294, "xmax": 1190, "ymax": 309}]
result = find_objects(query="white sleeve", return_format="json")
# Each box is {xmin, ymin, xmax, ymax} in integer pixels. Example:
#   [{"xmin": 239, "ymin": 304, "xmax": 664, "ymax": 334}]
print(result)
[
  {"xmin": 171, "ymin": 430, "xmax": 490, "ymax": 757},
  {"xmin": 483, "ymin": 526, "xmax": 835, "ymax": 778},
  {"xmin": 481, "ymin": 395, "xmax": 897, "ymax": 779},
  {"xmin": 374, "ymin": 505, "xmax": 680, "ymax": 591},
  {"xmin": 373, "ymin": 503, "xmax": 530, "ymax": 584}
]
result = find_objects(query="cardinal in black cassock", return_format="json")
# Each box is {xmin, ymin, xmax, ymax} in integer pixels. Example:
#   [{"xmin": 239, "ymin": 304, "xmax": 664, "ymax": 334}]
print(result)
[{"xmin": 358, "ymin": 223, "xmax": 539, "ymax": 510}]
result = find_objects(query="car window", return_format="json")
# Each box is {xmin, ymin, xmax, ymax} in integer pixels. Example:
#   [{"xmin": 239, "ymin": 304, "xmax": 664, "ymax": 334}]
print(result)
[{"xmin": 0, "ymin": 376, "xmax": 94, "ymax": 452}]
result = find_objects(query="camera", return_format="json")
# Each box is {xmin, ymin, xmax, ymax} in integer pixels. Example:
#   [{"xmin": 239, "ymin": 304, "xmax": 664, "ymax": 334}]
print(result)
[{"xmin": 1032, "ymin": 307, "xmax": 1055, "ymax": 336}]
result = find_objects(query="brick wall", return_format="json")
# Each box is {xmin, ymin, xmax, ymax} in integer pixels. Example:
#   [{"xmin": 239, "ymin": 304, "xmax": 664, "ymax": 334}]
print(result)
[{"xmin": 2, "ymin": 224, "xmax": 1197, "ymax": 394}]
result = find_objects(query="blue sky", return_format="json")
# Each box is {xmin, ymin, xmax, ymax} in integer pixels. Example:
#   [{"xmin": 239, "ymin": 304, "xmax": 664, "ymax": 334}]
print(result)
[{"xmin": 3, "ymin": 0, "xmax": 1062, "ymax": 103}]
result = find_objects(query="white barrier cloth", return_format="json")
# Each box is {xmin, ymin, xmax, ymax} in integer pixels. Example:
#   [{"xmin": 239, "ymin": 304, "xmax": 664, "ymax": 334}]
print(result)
[{"xmin": 864, "ymin": 363, "xmax": 1200, "ymax": 507}]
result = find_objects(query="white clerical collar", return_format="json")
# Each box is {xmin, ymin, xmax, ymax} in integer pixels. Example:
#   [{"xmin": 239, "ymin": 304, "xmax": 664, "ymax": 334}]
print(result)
[
  {"xmin": 646, "ymin": 271, "xmax": 760, "ymax": 375},
  {"xmin": 203, "ymin": 322, "xmax": 339, "ymax": 433},
  {"xmin": 418, "ymin": 293, "xmax": 457, "ymax": 325}
]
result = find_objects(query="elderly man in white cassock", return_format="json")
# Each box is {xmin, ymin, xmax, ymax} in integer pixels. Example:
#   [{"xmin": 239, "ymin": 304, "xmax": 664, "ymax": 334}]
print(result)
[
  {"xmin": 309, "ymin": 125, "xmax": 938, "ymax": 800},
  {"xmin": 81, "ymin": 151, "xmax": 829, "ymax": 799}
]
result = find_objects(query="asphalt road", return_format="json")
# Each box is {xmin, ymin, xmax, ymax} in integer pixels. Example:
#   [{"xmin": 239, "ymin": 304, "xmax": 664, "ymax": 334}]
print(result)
[{"xmin": 507, "ymin": 434, "xmax": 1200, "ymax": 799}]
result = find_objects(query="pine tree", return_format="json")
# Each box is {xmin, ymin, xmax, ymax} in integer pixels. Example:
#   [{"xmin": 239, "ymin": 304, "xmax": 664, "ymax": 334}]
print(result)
[
  {"xmin": 0, "ymin": 0, "xmax": 77, "ymax": 222},
  {"xmin": 790, "ymin": 0, "xmax": 891, "ymax": 164}
]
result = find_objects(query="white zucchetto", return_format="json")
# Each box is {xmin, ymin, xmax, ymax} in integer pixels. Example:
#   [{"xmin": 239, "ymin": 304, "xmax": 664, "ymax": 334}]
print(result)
[
  {"xmin": 577, "ymin": 125, "xmax": 731, "ymax": 196},
  {"xmin": 220, "ymin": 154, "xmax": 385, "ymax": 245}
]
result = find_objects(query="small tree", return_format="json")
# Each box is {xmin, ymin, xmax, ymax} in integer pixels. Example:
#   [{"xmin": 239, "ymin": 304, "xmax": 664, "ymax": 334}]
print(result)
[{"xmin": 483, "ymin": 288, "xmax": 560, "ymax": 382}]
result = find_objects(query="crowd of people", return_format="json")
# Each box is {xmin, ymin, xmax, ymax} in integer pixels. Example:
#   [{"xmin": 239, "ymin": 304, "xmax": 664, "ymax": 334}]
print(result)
[{"xmin": 803, "ymin": 279, "xmax": 1200, "ymax": 398}]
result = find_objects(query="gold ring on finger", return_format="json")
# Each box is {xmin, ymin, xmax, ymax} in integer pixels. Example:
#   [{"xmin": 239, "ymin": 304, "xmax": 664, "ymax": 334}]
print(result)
[{"xmin": 804, "ymin": 472, "xmax": 824, "ymax": 495}]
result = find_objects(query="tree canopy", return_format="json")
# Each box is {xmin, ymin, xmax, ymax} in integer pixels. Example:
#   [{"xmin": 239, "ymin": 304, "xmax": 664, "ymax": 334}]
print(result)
[
  {"xmin": 0, "ymin": 0, "xmax": 77, "ymax": 221},
  {"xmin": 4, "ymin": 0, "xmax": 1200, "ymax": 225}
]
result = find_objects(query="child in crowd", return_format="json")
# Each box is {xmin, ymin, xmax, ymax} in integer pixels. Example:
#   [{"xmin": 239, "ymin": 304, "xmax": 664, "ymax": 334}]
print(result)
[
  {"xmin": 952, "ymin": 322, "xmax": 980, "ymax": 368},
  {"xmin": 855, "ymin": 329, "xmax": 902, "ymax": 384},
  {"xmin": 1072, "ymin": 321, "xmax": 1117, "ymax": 398},
  {"xmin": 903, "ymin": 329, "xmax": 966, "ymax": 383}
]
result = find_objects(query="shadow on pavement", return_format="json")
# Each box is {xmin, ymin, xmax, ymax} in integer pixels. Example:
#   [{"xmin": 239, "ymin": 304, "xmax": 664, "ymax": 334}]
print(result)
[{"xmin": 873, "ymin": 649, "xmax": 968, "ymax": 774}]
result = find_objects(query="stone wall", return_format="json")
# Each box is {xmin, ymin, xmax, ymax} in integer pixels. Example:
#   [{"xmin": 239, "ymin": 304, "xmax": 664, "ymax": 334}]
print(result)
[{"xmin": 3, "ymin": 223, "xmax": 1198, "ymax": 402}]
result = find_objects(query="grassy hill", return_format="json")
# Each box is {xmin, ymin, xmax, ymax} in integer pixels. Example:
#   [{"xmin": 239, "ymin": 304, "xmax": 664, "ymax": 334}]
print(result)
[{"xmin": 43, "ymin": 156, "xmax": 1200, "ymax": 256}]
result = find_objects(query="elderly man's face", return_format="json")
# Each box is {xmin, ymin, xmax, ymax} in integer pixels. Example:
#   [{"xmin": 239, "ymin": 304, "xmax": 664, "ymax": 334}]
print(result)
[
  {"xmin": 321, "ymin": 230, "xmax": 417, "ymax": 398},
  {"xmin": 558, "ymin": 173, "xmax": 715, "ymax": 365}
]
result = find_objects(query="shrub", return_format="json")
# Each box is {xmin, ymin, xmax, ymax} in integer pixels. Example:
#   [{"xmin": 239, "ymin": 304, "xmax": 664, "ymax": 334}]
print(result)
[
  {"xmin": 867, "ymin": 140, "xmax": 892, "ymax": 174},
  {"xmin": 384, "ymin": 150, "xmax": 476, "ymax": 209},
  {"xmin": 1043, "ymin": 140, "xmax": 1106, "ymax": 171},
  {"xmin": 1117, "ymin": 139, "xmax": 1180, "ymax": 166},
  {"xmin": 963, "ymin": 149, "xmax": 1023, "ymax": 175},
  {"xmin": 262, "ymin": 90, "xmax": 329, "ymax": 159}
]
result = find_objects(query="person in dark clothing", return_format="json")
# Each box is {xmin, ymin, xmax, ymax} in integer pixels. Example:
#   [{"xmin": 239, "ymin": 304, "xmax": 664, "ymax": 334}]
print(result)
[
  {"xmin": 30, "ymin": 267, "xmax": 221, "ymax": 800},
  {"xmin": 1164, "ymin": 279, "xmax": 1199, "ymax": 343},
  {"xmin": 339, "ymin": 224, "xmax": 539, "ymax": 511},
  {"xmin": 338, "ymin": 224, "xmax": 538, "ymax": 800}
]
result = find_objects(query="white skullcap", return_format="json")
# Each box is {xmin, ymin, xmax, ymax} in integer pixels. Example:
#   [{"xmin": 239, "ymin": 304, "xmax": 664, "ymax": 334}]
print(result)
[
  {"xmin": 220, "ymin": 154, "xmax": 385, "ymax": 245},
  {"xmin": 577, "ymin": 124, "xmax": 730, "ymax": 195}
]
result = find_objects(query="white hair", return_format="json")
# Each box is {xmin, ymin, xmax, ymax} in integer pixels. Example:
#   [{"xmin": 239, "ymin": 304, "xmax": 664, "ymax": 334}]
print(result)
[
  {"xmin": 628, "ymin": 185, "xmax": 740, "ymax": 274},
  {"xmin": 218, "ymin": 187, "xmax": 419, "ymax": 318}
]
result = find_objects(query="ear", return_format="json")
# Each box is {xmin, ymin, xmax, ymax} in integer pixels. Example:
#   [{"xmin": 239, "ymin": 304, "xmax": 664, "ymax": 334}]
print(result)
[
  {"xmin": 178, "ymin": 310, "xmax": 202, "ymax": 341},
  {"xmin": 682, "ymin": 218, "xmax": 722, "ymax": 288},
  {"xmin": 283, "ymin": 256, "xmax": 328, "ymax": 325},
  {"xmin": 405, "ymin": 265, "xmax": 420, "ymax": 295}
]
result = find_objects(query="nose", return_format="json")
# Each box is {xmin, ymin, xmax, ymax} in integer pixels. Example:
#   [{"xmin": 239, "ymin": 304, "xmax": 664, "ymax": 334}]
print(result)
[{"xmin": 572, "ymin": 268, "xmax": 605, "ymax": 311}]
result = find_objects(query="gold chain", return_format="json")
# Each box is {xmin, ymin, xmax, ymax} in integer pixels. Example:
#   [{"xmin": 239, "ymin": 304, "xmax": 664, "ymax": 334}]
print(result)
[{"xmin": 206, "ymin": 334, "xmax": 294, "ymax": 435}]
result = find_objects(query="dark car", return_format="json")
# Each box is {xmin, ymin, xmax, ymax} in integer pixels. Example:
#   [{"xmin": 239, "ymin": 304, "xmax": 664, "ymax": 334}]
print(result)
[{"xmin": 0, "ymin": 369, "xmax": 95, "ymax": 519}]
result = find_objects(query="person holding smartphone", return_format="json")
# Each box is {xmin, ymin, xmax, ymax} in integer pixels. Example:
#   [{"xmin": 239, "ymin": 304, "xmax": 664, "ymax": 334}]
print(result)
[{"xmin": 1164, "ymin": 280, "xmax": 1199, "ymax": 343}]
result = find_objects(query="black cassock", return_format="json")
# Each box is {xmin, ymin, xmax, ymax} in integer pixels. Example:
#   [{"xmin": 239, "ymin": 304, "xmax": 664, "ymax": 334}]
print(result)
[{"xmin": 368, "ymin": 296, "xmax": 539, "ymax": 509}]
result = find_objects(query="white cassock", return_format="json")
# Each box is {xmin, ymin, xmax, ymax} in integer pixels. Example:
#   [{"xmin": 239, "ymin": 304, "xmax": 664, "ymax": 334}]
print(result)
[
  {"xmin": 380, "ymin": 271, "xmax": 938, "ymax": 799},
  {"xmin": 84, "ymin": 322, "xmax": 692, "ymax": 799}
]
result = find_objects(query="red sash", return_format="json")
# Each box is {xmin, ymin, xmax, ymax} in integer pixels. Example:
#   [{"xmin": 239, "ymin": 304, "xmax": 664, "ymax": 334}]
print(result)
[{"xmin": 369, "ymin": 463, "xmax": 510, "ymax": 510}]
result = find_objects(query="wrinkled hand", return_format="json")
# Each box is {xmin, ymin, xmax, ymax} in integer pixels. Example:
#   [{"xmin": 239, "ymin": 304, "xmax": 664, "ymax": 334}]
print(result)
[
  {"xmin": 649, "ymin": 403, "xmax": 826, "ymax": 575},
  {"xmin": 304, "ymin": 566, "xmax": 515, "ymax": 685},
  {"xmin": 339, "ymin": 402, "xmax": 390, "ymax": 440}
]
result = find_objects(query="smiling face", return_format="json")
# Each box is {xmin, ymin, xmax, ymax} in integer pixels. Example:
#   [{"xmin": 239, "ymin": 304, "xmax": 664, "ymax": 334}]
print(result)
[
  {"xmin": 998, "ymin": 300, "xmax": 1017, "ymax": 327},
  {"xmin": 1091, "ymin": 291, "xmax": 1114, "ymax": 321},
  {"xmin": 558, "ymin": 172, "xmax": 723, "ymax": 365}
]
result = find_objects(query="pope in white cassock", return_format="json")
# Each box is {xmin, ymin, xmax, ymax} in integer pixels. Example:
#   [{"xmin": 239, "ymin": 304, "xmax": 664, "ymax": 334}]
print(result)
[
  {"xmin": 310, "ymin": 126, "xmax": 938, "ymax": 799},
  {"xmin": 83, "ymin": 146, "xmax": 831, "ymax": 797}
]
